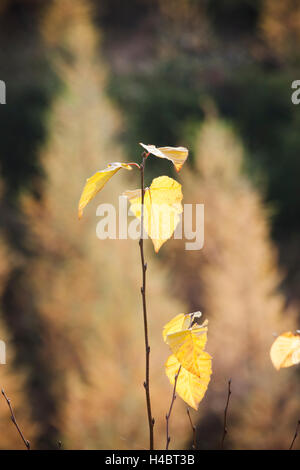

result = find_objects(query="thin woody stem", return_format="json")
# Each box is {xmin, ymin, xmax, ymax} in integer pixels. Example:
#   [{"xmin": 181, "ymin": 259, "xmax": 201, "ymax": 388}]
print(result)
[
  {"xmin": 139, "ymin": 151, "xmax": 154, "ymax": 450},
  {"xmin": 1, "ymin": 389, "xmax": 30, "ymax": 450},
  {"xmin": 186, "ymin": 407, "xmax": 196, "ymax": 449},
  {"xmin": 289, "ymin": 419, "xmax": 300, "ymax": 450},
  {"xmin": 165, "ymin": 366, "xmax": 181, "ymax": 450},
  {"xmin": 221, "ymin": 379, "xmax": 232, "ymax": 449}
]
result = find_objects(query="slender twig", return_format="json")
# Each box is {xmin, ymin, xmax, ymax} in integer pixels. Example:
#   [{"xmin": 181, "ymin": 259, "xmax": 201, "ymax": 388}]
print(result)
[
  {"xmin": 165, "ymin": 366, "xmax": 181, "ymax": 450},
  {"xmin": 1, "ymin": 389, "xmax": 30, "ymax": 450},
  {"xmin": 186, "ymin": 407, "xmax": 196, "ymax": 449},
  {"xmin": 289, "ymin": 419, "xmax": 300, "ymax": 450},
  {"xmin": 139, "ymin": 151, "xmax": 154, "ymax": 450},
  {"xmin": 221, "ymin": 379, "xmax": 232, "ymax": 449}
]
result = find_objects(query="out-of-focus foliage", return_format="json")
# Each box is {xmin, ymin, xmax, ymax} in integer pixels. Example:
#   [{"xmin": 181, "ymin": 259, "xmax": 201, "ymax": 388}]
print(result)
[
  {"xmin": 261, "ymin": 0, "xmax": 300, "ymax": 63},
  {"xmin": 0, "ymin": 0, "xmax": 60, "ymax": 200},
  {"xmin": 0, "ymin": 235, "xmax": 34, "ymax": 449},
  {"xmin": 163, "ymin": 312, "xmax": 212, "ymax": 410},
  {"xmin": 0, "ymin": 0, "xmax": 62, "ymax": 450},
  {"xmin": 108, "ymin": 58, "xmax": 204, "ymax": 182},
  {"xmin": 163, "ymin": 119, "xmax": 300, "ymax": 449}
]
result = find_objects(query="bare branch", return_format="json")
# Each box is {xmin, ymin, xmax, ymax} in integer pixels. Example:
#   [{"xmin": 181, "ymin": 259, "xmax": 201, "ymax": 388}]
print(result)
[
  {"xmin": 186, "ymin": 407, "xmax": 196, "ymax": 449},
  {"xmin": 289, "ymin": 419, "xmax": 300, "ymax": 450},
  {"xmin": 165, "ymin": 366, "xmax": 181, "ymax": 450},
  {"xmin": 1, "ymin": 389, "xmax": 30, "ymax": 450},
  {"xmin": 221, "ymin": 379, "xmax": 232, "ymax": 449}
]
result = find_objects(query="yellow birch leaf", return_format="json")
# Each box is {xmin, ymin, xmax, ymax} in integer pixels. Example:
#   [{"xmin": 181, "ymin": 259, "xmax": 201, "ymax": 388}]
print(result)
[
  {"xmin": 78, "ymin": 162, "xmax": 132, "ymax": 219},
  {"xmin": 140, "ymin": 143, "xmax": 188, "ymax": 172},
  {"xmin": 165, "ymin": 354, "xmax": 212, "ymax": 410},
  {"xmin": 162, "ymin": 311, "xmax": 205, "ymax": 342},
  {"xmin": 123, "ymin": 175, "xmax": 183, "ymax": 252},
  {"xmin": 270, "ymin": 332, "xmax": 300, "ymax": 370},
  {"xmin": 163, "ymin": 311, "xmax": 212, "ymax": 407},
  {"xmin": 166, "ymin": 326, "xmax": 209, "ymax": 377},
  {"xmin": 162, "ymin": 314, "xmax": 190, "ymax": 342}
]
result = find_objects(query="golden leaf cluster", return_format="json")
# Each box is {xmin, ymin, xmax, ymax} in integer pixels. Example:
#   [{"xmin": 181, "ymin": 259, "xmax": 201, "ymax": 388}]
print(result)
[
  {"xmin": 163, "ymin": 312, "xmax": 212, "ymax": 410},
  {"xmin": 78, "ymin": 143, "xmax": 188, "ymax": 252}
]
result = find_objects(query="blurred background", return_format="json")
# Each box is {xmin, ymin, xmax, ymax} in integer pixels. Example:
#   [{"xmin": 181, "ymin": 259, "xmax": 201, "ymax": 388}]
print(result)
[{"xmin": 0, "ymin": 0, "xmax": 299, "ymax": 450}]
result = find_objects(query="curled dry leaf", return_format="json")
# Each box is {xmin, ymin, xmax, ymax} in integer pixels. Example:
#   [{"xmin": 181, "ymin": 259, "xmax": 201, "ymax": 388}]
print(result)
[
  {"xmin": 270, "ymin": 332, "xmax": 300, "ymax": 370},
  {"xmin": 163, "ymin": 311, "xmax": 212, "ymax": 410},
  {"xmin": 140, "ymin": 143, "xmax": 188, "ymax": 172},
  {"xmin": 123, "ymin": 175, "xmax": 183, "ymax": 252},
  {"xmin": 78, "ymin": 162, "xmax": 132, "ymax": 219}
]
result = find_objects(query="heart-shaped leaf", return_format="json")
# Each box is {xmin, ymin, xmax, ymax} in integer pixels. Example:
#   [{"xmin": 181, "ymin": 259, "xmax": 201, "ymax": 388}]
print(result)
[{"xmin": 123, "ymin": 175, "xmax": 183, "ymax": 252}]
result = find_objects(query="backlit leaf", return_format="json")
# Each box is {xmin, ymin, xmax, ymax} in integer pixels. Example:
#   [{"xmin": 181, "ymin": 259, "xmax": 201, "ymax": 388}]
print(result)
[
  {"xmin": 166, "ymin": 326, "xmax": 209, "ymax": 377},
  {"xmin": 162, "ymin": 312, "xmax": 205, "ymax": 342},
  {"xmin": 163, "ymin": 314, "xmax": 190, "ymax": 342},
  {"xmin": 123, "ymin": 175, "xmax": 183, "ymax": 252},
  {"xmin": 78, "ymin": 162, "xmax": 132, "ymax": 219},
  {"xmin": 140, "ymin": 143, "xmax": 188, "ymax": 172},
  {"xmin": 270, "ymin": 332, "xmax": 300, "ymax": 370},
  {"xmin": 165, "ymin": 354, "xmax": 212, "ymax": 410},
  {"xmin": 163, "ymin": 311, "xmax": 212, "ymax": 408}
]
